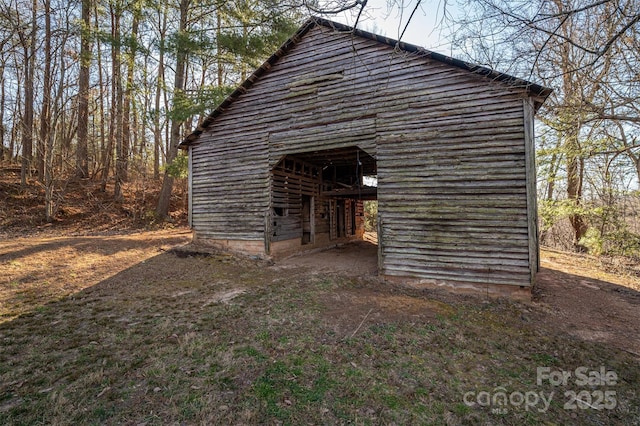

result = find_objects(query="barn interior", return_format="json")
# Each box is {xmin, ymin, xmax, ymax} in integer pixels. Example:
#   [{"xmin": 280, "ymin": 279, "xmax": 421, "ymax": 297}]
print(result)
[{"xmin": 270, "ymin": 145, "xmax": 377, "ymax": 257}]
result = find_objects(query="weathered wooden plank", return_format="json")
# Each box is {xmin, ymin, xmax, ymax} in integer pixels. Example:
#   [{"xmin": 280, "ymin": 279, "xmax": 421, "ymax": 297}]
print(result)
[
  {"xmin": 188, "ymin": 146, "xmax": 193, "ymax": 227},
  {"xmin": 382, "ymin": 248, "xmax": 530, "ymax": 268},
  {"xmin": 381, "ymin": 265, "xmax": 529, "ymax": 286},
  {"xmin": 224, "ymin": 61, "xmax": 521, "ymax": 126},
  {"xmin": 189, "ymin": 21, "xmax": 540, "ymax": 290},
  {"xmin": 523, "ymin": 98, "xmax": 539, "ymax": 283},
  {"xmin": 206, "ymin": 87, "xmax": 518, "ymax": 139},
  {"xmin": 383, "ymin": 225, "xmax": 529, "ymax": 237},
  {"xmin": 383, "ymin": 254, "xmax": 530, "ymax": 273},
  {"xmin": 384, "ymin": 239, "xmax": 530, "ymax": 253}
]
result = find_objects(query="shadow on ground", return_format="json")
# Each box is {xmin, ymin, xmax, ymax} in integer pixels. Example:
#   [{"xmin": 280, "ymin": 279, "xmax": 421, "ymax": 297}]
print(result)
[
  {"xmin": 535, "ymin": 266, "xmax": 640, "ymax": 357},
  {"xmin": 0, "ymin": 235, "xmax": 639, "ymax": 424}
]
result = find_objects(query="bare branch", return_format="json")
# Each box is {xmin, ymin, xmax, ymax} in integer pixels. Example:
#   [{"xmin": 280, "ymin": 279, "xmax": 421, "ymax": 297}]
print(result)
[
  {"xmin": 398, "ymin": 0, "xmax": 422, "ymax": 43},
  {"xmin": 303, "ymin": 0, "xmax": 364, "ymax": 14}
]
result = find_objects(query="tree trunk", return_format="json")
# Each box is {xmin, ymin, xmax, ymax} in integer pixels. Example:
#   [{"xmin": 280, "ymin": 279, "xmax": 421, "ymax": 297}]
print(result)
[
  {"xmin": 153, "ymin": 2, "xmax": 168, "ymax": 180},
  {"xmin": 156, "ymin": 0, "xmax": 189, "ymax": 218},
  {"xmin": 9, "ymin": 100, "xmax": 18, "ymax": 162},
  {"xmin": 217, "ymin": 11, "xmax": 223, "ymax": 86},
  {"xmin": 53, "ymin": 39, "xmax": 68, "ymax": 173},
  {"xmin": 0, "ymin": 58, "xmax": 6, "ymax": 160},
  {"xmin": 34, "ymin": 0, "xmax": 45, "ymax": 180},
  {"xmin": 101, "ymin": 5, "xmax": 121, "ymax": 194},
  {"xmin": 553, "ymin": 0, "xmax": 587, "ymax": 251},
  {"xmin": 153, "ymin": 63, "xmax": 163, "ymax": 180},
  {"xmin": 20, "ymin": 0, "xmax": 37, "ymax": 187},
  {"xmin": 566, "ymin": 132, "xmax": 588, "ymax": 249},
  {"xmin": 112, "ymin": 4, "xmax": 124, "ymax": 201},
  {"xmin": 41, "ymin": 0, "xmax": 55, "ymax": 221},
  {"xmin": 76, "ymin": 0, "xmax": 91, "ymax": 178},
  {"xmin": 95, "ymin": 1, "xmax": 106, "ymax": 179},
  {"xmin": 122, "ymin": 2, "xmax": 141, "ymax": 182},
  {"xmin": 153, "ymin": 3, "xmax": 168, "ymax": 180}
]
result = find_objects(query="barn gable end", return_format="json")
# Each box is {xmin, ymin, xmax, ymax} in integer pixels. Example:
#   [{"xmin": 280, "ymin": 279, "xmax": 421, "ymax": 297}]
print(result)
[{"xmin": 181, "ymin": 18, "xmax": 551, "ymax": 298}]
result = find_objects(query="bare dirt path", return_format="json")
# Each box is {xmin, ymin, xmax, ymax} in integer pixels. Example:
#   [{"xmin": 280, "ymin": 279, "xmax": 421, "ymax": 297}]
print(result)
[{"xmin": 277, "ymin": 240, "xmax": 378, "ymax": 276}]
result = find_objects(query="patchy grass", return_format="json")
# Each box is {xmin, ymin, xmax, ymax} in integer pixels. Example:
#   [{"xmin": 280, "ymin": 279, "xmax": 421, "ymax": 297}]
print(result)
[{"xmin": 0, "ymin": 235, "xmax": 639, "ymax": 425}]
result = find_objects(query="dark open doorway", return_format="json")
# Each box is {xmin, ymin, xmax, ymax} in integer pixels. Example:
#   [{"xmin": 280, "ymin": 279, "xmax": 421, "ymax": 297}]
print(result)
[{"xmin": 269, "ymin": 146, "xmax": 377, "ymax": 260}]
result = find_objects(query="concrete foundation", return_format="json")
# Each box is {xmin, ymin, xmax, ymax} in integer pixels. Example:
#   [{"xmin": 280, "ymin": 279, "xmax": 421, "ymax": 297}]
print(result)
[{"xmin": 192, "ymin": 235, "xmax": 266, "ymax": 257}]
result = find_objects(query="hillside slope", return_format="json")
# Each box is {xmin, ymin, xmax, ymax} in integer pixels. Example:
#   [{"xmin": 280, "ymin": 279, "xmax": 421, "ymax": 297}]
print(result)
[{"xmin": 0, "ymin": 166, "xmax": 187, "ymax": 237}]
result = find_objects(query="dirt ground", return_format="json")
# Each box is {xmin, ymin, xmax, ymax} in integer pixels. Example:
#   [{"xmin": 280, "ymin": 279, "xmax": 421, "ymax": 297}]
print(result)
[
  {"xmin": 535, "ymin": 249, "xmax": 640, "ymax": 357},
  {"xmin": 278, "ymin": 240, "xmax": 379, "ymax": 276},
  {"xmin": 279, "ymin": 240, "xmax": 640, "ymax": 358},
  {"xmin": 2, "ymin": 229, "xmax": 639, "ymax": 358},
  {"xmin": 0, "ymin": 229, "xmax": 192, "ymax": 321}
]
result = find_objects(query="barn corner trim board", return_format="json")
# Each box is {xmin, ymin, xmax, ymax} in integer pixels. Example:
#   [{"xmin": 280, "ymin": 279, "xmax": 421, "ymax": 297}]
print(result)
[{"xmin": 181, "ymin": 16, "xmax": 552, "ymax": 299}]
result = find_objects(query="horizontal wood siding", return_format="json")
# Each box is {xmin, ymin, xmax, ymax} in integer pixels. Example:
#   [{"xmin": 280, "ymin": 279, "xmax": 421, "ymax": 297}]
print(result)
[
  {"xmin": 377, "ymin": 93, "xmax": 531, "ymax": 286},
  {"xmin": 190, "ymin": 126, "xmax": 269, "ymax": 241},
  {"xmin": 524, "ymin": 98, "xmax": 539, "ymax": 283},
  {"xmin": 269, "ymin": 119, "xmax": 376, "ymax": 168},
  {"xmin": 191, "ymin": 24, "xmax": 535, "ymax": 286}
]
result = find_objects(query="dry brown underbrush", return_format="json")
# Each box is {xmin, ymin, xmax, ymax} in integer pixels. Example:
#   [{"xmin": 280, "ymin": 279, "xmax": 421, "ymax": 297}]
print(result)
[{"xmin": 0, "ymin": 165, "xmax": 187, "ymax": 237}]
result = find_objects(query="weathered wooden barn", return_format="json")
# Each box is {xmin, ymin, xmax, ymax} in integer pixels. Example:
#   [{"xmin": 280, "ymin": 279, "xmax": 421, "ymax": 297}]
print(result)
[{"xmin": 179, "ymin": 17, "xmax": 552, "ymax": 298}]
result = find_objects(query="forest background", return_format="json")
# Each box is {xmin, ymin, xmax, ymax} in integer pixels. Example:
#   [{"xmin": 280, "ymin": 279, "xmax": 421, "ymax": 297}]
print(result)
[{"xmin": 1, "ymin": 0, "xmax": 639, "ymax": 258}]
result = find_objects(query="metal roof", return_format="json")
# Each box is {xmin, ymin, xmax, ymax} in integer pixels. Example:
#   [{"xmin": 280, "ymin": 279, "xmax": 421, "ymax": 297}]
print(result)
[{"xmin": 180, "ymin": 17, "xmax": 552, "ymax": 148}]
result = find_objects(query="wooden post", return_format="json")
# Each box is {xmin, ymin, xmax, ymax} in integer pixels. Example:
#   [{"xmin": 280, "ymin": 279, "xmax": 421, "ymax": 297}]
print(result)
[
  {"xmin": 264, "ymin": 211, "xmax": 271, "ymax": 255},
  {"xmin": 377, "ymin": 214, "xmax": 383, "ymax": 276},
  {"xmin": 310, "ymin": 196, "xmax": 315, "ymax": 243},
  {"xmin": 188, "ymin": 145, "xmax": 193, "ymax": 227},
  {"xmin": 523, "ymin": 99, "xmax": 539, "ymax": 282}
]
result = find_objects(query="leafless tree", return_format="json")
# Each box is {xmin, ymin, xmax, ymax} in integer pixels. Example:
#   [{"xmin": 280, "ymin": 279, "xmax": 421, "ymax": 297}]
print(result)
[{"xmin": 450, "ymin": 0, "xmax": 639, "ymax": 251}]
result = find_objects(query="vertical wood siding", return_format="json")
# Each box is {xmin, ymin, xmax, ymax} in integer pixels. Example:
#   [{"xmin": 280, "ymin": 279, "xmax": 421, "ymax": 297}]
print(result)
[{"xmin": 189, "ymin": 24, "xmax": 537, "ymax": 287}]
